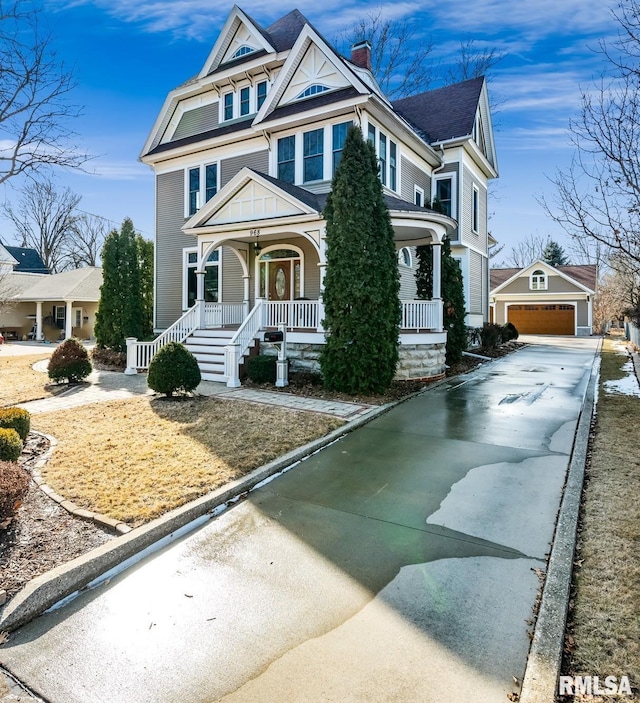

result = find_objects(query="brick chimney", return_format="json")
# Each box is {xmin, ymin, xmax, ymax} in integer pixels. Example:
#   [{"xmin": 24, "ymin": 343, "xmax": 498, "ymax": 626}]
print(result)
[{"xmin": 350, "ymin": 40, "xmax": 372, "ymax": 71}]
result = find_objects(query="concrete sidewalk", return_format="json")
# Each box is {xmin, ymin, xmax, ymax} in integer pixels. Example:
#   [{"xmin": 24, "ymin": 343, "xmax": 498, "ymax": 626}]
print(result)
[{"xmin": 1, "ymin": 337, "xmax": 599, "ymax": 703}]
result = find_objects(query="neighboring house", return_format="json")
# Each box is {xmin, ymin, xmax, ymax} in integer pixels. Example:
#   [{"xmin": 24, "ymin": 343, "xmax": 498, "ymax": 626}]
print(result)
[
  {"xmin": 490, "ymin": 261, "xmax": 597, "ymax": 336},
  {"xmin": 138, "ymin": 6, "xmax": 498, "ymax": 384},
  {"xmin": 2, "ymin": 245, "xmax": 50, "ymax": 274},
  {"xmin": 0, "ymin": 244, "xmax": 102, "ymax": 341}
]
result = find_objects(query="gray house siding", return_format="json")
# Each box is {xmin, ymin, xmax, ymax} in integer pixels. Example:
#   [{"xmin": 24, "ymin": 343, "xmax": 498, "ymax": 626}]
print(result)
[
  {"xmin": 400, "ymin": 157, "xmax": 431, "ymax": 207},
  {"xmin": 469, "ymin": 249, "xmax": 484, "ymax": 315},
  {"xmin": 498, "ymin": 273, "xmax": 585, "ymax": 296},
  {"xmin": 436, "ymin": 162, "xmax": 459, "ymax": 241},
  {"xmin": 398, "ymin": 247, "xmax": 417, "ymax": 298},
  {"xmin": 461, "ymin": 166, "xmax": 487, "ymax": 252},
  {"xmin": 220, "ymin": 150, "xmax": 269, "ymax": 188},
  {"xmin": 173, "ymin": 102, "xmax": 219, "ymax": 141},
  {"xmin": 156, "ymin": 170, "xmax": 193, "ymax": 329},
  {"xmin": 221, "ymin": 247, "xmax": 244, "ymax": 303}
]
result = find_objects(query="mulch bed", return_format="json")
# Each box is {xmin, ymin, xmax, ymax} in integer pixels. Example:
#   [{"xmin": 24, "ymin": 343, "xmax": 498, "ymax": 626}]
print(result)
[
  {"xmin": 1, "ymin": 341, "xmax": 524, "ymax": 607},
  {"xmin": 0, "ymin": 434, "xmax": 114, "ymax": 601}
]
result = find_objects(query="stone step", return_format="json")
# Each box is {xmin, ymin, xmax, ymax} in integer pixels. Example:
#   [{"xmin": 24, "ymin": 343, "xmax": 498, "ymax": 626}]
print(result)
[{"xmin": 186, "ymin": 344, "xmax": 227, "ymax": 356}]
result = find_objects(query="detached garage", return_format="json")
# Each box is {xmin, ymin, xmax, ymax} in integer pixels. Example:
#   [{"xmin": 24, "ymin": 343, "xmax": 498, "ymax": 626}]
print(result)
[{"xmin": 490, "ymin": 261, "xmax": 596, "ymax": 337}]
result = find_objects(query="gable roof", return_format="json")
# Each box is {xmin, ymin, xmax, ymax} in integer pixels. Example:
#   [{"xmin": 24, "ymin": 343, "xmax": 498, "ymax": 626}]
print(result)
[
  {"xmin": 490, "ymin": 262, "xmax": 597, "ymax": 294},
  {"xmin": 4, "ymin": 245, "xmax": 49, "ymax": 274},
  {"xmin": 264, "ymin": 9, "xmax": 308, "ymax": 52},
  {"xmin": 14, "ymin": 267, "xmax": 102, "ymax": 302},
  {"xmin": 0, "ymin": 243, "xmax": 19, "ymax": 267},
  {"xmin": 392, "ymin": 77, "xmax": 485, "ymax": 144}
]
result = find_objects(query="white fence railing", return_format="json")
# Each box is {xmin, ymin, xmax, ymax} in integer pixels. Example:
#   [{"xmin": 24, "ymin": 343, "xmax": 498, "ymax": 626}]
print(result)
[
  {"xmin": 264, "ymin": 301, "xmax": 319, "ymax": 329},
  {"xmin": 125, "ymin": 302, "xmax": 202, "ymax": 373},
  {"xmin": 204, "ymin": 302, "xmax": 245, "ymax": 328},
  {"xmin": 401, "ymin": 300, "xmax": 443, "ymax": 331},
  {"xmin": 224, "ymin": 300, "xmax": 266, "ymax": 387}
]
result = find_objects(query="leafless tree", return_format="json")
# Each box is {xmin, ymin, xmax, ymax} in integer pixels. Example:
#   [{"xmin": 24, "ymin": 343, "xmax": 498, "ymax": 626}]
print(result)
[
  {"xmin": 541, "ymin": 0, "xmax": 640, "ymax": 271},
  {"xmin": 341, "ymin": 10, "xmax": 436, "ymax": 98},
  {"xmin": 444, "ymin": 39, "xmax": 505, "ymax": 85},
  {"xmin": 0, "ymin": 0, "xmax": 87, "ymax": 184},
  {"xmin": 594, "ymin": 254, "xmax": 640, "ymax": 328},
  {"xmin": 64, "ymin": 212, "xmax": 108, "ymax": 268},
  {"xmin": 497, "ymin": 233, "xmax": 547, "ymax": 268},
  {"xmin": 3, "ymin": 179, "xmax": 80, "ymax": 272},
  {"xmin": 0, "ymin": 265, "xmax": 19, "ymax": 315}
]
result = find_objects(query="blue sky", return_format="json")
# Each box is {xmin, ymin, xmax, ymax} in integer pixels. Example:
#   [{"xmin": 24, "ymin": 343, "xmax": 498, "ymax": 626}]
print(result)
[{"xmin": 0, "ymin": 0, "xmax": 619, "ymax": 257}]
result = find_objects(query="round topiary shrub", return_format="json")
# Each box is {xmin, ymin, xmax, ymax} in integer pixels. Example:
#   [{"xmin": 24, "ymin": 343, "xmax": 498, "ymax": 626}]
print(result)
[
  {"xmin": 0, "ymin": 460, "xmax": 30, "ymax": 521},
  {"xmin": 246, "ymin": 354, "xmax": 277, "ymax": 384},
  {"xmin": 501, "ymin": 322, "xmax": 519, "ymax": 342},
  {"xmin": 0, "ymin": 407, "xmax": 31, "ymax": 441},
  {"xmin": 0, "ymin": 428, "xmax": 23, "ymax": 462},
  {"xmin": 48, "ymin": 338, "xmax": 92, "ymax": 383},
  {"xmin": 147, "ymin": 342, "xmax": 201, "ymax": 397}
]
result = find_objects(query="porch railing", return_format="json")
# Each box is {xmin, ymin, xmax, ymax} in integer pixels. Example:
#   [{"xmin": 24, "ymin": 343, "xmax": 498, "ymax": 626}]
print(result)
[
  {"xmin": 264, "ymin": 300, "xmax": 319, "ymax": 329},
  {"xmin": 204, "ymin": 302, "xmax": 245, "ymax": 328},
  {"xmin": 401, "ymin": 300, "xmax": 443, "ymax": 331},
  {"xmin": 125, "ymin": 301, "xmax": 202, "ymax": 373},
  {"xmin": 224, "ymin": 300, "xmax": 266, "ymax": 387}
]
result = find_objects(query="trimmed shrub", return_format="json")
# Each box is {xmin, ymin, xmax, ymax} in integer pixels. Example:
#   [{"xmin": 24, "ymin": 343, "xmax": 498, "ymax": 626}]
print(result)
[
  {"xmin": 0, "ymin": 407, "xmax": 31, "ymax": 441},
  {"xmin": 501, "ymin": 322, "xmax": 519, "ymax": 343},
  {"xmin": 92, "ymin": 346, "xmax": 127, "ymax": 370},
  {"xmin": 246, "ymin": 355, "xmax": 277, "ymax": 384},
  {"xmin": 480, "ymin": 323, "xmax": 503, "ymax": 349},
  {"xmin": 0, "ymin": 461, "xmax": 30, "ymax": 521},
  {"xmin": 147, "ymin": 342, "xmax": 201, "ymax": 397},
  {"xmin": 48, "ymin": 338, "xmax": 92, "ymax": 383},
  {"xmin": 0, "ymin": 428, "xmax": 23, "ymax": 462}
]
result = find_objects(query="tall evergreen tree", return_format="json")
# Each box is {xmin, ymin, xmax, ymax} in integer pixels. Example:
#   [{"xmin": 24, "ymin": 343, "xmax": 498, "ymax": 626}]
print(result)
[
  {"xmin": 137, "ymin": 235, "xmax": 154, "ymax": 339},
  {"xmin": 320, "ymin": 126, "xmax": 400, "ymax": 393},
  {"xmin": 542, "ymin": 239, "xmax": 569, "ymax": 267},
  {"xmin": 95, "ymin": 218, "xmax": 144, "ymax": 352},
  {"xmin": 441, "ymin": 236, "xmax": 467, "ymax": 364}
]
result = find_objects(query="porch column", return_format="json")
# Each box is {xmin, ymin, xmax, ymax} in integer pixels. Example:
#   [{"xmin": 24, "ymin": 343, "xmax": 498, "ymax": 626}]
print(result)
[
  {"xmin": 243, "ymin": 275, "xmax": 250, "ymax": 318},
  {"xmin": 65, "ymin": 300, "xmax": 73, "ymax": 340},
  {"xmin": 317, "ymin": 234, "xmax": 327, "ymax": 333},
  {"xmin": 432, "ymin": 243, "xmax": 442, "ymax": 300},
  {"xmin": 195, "ymin": 270, "xmax": 206, "ymax": 328},
  {"xmin": 35, "ymin": 301, "xmax": 43, "ymax": 341}
]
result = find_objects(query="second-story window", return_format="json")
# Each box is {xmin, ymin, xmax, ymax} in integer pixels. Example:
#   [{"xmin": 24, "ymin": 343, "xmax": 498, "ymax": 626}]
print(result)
[
  {"xmin": 205, "ymin": 164, "xmax": 218, "ymax": 202},
  {"xmin": 278, "ymin": 135, "xmax": 296, "ymax": 184},
  {"xmin": 223, "ymin": 93, "xmax": 233, "ymax": 121},
  {"xmin": 367, "ymin": 123, "xmax": 376, "ymax": 145},
  {"xmin": 436, "ymin": 178, "xmax": 452, "ymax": 217},
  {"xmin": 414, "ymin": 185, "xmax": 424, "ymax": 207},
  {"xmin": 389, "ymin": 141, "xmax": 397, "ymax": 191},
  {"xmin": 472, "ymin": 185, "xmax": 479, "ymax": 233},
  {"xmin": 186, "ymin": 163, "xmax": 219, "ymax": 216},
  {"xmin": 332, "ymin": 121, "xmax": 351, "ymax": 175},
  {"xmin": 257, "ymin": 81, "xmax": 267, "ymax": 110},
  {"xmin": 188, "ymin": 167, "xmax": 200, "ymax": 216},
  {"xmin": 240, "ymin": 87, "xmax": 250, "ymax": 116},
  {"xmin": 303, "ymin": 128, "xmax": 324, "ymax": 183},
  {"xmin": 379, "ymin": 133, "xmax": 387, "ymax": 186}
]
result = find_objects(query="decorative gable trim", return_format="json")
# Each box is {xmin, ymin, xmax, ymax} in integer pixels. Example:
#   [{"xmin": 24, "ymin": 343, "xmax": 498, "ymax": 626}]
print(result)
[
  {"xmin": 491, "ymin": 260, "xmax": 595, "ymax": 295},
  {"xmin": 253, "ymin": 24, "xmax": 370, "ymax": 126},
  {"xmin": 198, "ymin": 7, "xmax": 276, "ymax": 79},
  {"xmin": 183, "ymin": 168, "xmax": 319, "ymax": 232},
  {"xmin": 475, "ymin": 81, "xmax": 497, "ymax": 172}
]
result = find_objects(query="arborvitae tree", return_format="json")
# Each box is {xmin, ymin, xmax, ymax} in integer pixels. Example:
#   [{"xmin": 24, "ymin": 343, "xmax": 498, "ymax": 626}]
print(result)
[
  {"xmin": 415, "ymin": 246, "xmax": 433, "ymax": 299},
  {"xmin": 542, "ymin": 239, "xmax": 569, "ymax": 267},
  {"xmin": 320, "ymin": 126, "xmax": 400, "ymax": 393},
  {"xmin": 441, "ymin": 235, "xmax": 467, "ymax": 364},
  {"xmin": 136, "ymin": 235, "xmax": 154, "ymax": 339},
  {"xmin": 95, "ymin": 218, "xmax": 144, "ymax": 352}
]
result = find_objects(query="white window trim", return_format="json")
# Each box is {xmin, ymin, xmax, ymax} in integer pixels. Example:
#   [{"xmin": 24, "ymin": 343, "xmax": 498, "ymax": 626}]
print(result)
[
  {"xmin": 184, "ymin": 162, "xmax": 220, "ymax": 218},
  {"xmin": 414, "ymin": 185, "xmax": 425, "ymax": 208},
  {"xmin": 432, "ymin": 172, "xmax": 457, "ymax": 219},
  {"xmin": 364, "ymin": 118, "xmax": 398, "ymax": 193},
  {"xmin": 221, "ymin": 80, "xmax": 269, "ymax": 122},
  {"xmin": 182, "ymin": 246, "xmax": 223, "ymax": 310},
  {"xmin": 72, "ymin": 307, "xmax": 83, "ymax": 328},
  {"xmin": 398, "ymin": 247, "xmax": 412, "ymax": 268},
  {"xmin": 529, "ymin": 269, "xmax": 548, "ymax": 291},
  {"xmin": 254, "ymin": 244, "xmax": 305, "ymax": 301},
  {"xmin": 472, "ymin": 184, "xmax": 480, "ymax": 234}
]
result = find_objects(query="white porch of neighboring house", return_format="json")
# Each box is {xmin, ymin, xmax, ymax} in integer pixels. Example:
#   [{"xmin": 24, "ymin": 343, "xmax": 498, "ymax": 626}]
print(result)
[{"xmin": 128, "ymin": 169, "xmax": 453, "ymax": 385}]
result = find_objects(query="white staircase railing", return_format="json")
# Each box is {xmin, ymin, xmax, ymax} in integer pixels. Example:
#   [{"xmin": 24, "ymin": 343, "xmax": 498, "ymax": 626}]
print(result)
[
  {"xmin": 401, "ymin": 300, "xmax": 443, "ymax": 331},
  {"xmin": 264, "ymin": 300, "xmax": 319, "ymax": 329},
  {"xmin": 125, "ymin": 302, "xmax": 203, "ymax": 374},
  {"xmin": 204, "ymin": 302, "xmax": 245, "ymax": 328},
  {"xmin": 224, "ymin": 300, "xmax": 266, "ymax": 387}
]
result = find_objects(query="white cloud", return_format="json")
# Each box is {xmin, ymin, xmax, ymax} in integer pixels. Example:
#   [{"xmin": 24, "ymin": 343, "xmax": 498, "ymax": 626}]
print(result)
[{"xmin": 82, "ymin": 159, "xmax": 149, "ymax": 180}]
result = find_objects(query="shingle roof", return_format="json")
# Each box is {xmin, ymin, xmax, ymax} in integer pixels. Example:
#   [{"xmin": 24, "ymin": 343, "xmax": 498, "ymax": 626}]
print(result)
[
  {"xmin": 4, "ymin": 245, "xmax": 49, "ymax": 274},
  {"xmin": 490, "ymin": 264, "xmax": 598, "ymax": 292},
  {"xmin": 265, "ymin": 9, "xmax": 308, "ymax": 52},
  {"xmin": 148, "ymin": 116, "xmax": 254, "ymax": 156},
  {"xmin": 263, "ymin": 87, "xmax": 360, "ymax": 122},
  {"xmin": 14, "ymin": 267, "xmax": 102, "ymax": 301},
  {"xmin": 392, "ymin": 77, "xmax": 484, "ymax": 144}
]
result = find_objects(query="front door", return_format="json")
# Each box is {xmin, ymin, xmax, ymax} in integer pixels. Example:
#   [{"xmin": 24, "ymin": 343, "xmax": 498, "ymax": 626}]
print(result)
[{"xmin": 268, "ymin": 261, "xmax": 291, "ymax": 301}]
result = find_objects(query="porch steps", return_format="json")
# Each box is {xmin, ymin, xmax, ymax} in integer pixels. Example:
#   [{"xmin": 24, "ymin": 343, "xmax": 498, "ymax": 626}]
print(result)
[{"xmin": 185, "ymin": 328, "xmax": 256, "ymax": 383}]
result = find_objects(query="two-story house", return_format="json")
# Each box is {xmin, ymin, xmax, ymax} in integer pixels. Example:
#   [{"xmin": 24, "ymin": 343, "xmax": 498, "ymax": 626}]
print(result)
[{"xmin": 136, "ymin": 6, "xmax": 498, "ymax": 385}]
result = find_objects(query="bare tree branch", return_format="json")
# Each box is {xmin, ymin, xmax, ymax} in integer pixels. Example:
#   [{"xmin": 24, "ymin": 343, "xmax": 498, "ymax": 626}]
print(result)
[
  {"xmin": 64, "ymin": 212, "xmax": 108, "ymax": 268},
  {"xmin": 444, "ymin": 38, "xmax": 505, "ymax": 85},
  {"xmin": 0, "ymin": 0, "xmax": 87, "ymax": 184},
  {"xmin": 499, "ymin": 233, "xmax": 547, "ymax": 268}
]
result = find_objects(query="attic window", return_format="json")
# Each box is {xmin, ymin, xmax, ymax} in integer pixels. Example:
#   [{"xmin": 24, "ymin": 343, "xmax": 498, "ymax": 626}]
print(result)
[
  {"xmin": 296, "ymin": 84, "xmax": 329, "ymax": 99},
  {"xmin": 530, "ymin": 269, "xmax": 548, "ymax": 291},
  {"xmin": 232, "ymin": 45, "xmax": 255, "ymax": 59}
]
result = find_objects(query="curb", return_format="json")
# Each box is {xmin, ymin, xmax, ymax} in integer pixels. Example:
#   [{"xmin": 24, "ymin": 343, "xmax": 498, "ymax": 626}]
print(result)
[
  {"xmin": 519, "ymin": 337, "xmax": 602, "ymax": 703},
  {"xmin": 0, "ymin": 397, "xmax": 403, "ymax": 633}
]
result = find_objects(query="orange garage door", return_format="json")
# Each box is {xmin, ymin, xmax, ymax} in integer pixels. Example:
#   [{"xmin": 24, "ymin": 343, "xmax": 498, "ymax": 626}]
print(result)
[{"xmin": 507, "ymin": 304, "xmax": 575, "ymax": 335}]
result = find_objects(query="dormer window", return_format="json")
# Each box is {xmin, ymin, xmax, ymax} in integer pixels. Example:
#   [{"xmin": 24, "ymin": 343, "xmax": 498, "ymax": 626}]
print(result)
[
  {"xmin": 530, "ymin": 269, "xmax": 547, "ymax": 290},
  {"xmin": 296, "ymin": 84, "xmax": 329, "ymax": 99},
  {"xmin": 232, "ymin": 45, "xmax": 254, "ymax": 59}
]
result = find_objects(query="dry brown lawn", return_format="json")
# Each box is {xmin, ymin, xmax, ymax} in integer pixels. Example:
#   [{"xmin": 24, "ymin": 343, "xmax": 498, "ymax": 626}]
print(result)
[
  {"xmin": 0, "ymin": 354, "xmax": 62, "ymax": 406},
  {"xmin": 32, "ymin": 396, "xmax": 342, "ymax": 526},
  {"xmin": 565, "ymin": 337, "xmax": 640, "ymax": 700}
]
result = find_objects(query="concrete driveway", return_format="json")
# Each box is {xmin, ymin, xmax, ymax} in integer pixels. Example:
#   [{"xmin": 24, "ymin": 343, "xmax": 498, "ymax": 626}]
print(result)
[{"xmin": 0, "ymin": 337, "xmax": 599, "ymax": 703}]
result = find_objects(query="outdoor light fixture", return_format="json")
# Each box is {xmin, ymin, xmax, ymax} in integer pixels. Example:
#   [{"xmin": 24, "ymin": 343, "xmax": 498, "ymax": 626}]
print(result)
[{"xmin": 253, "ymin": 230, "xmax": 262, "ymax": 254}]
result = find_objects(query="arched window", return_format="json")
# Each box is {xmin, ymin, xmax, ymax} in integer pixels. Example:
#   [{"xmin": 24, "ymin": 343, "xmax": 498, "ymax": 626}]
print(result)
[
  {"xmin": 296, "ymin": 84, "xmax": 329, "ymax": 99},
  {"xmin": 530, "ymin": 269, "xmax": 547, "ymax": 290},
  {"xmin": 232, "ymin": 45, "xmax": 255, "ymax": 58},
  {"xmin": 398, "ymin": 247, "xmax": 412, "ymax": 268}
]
